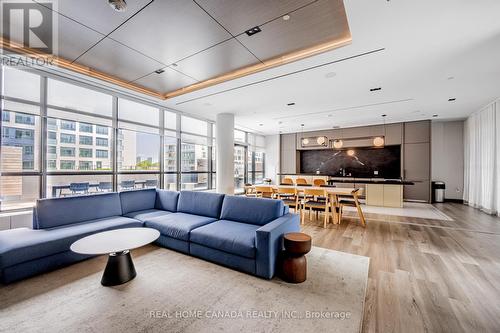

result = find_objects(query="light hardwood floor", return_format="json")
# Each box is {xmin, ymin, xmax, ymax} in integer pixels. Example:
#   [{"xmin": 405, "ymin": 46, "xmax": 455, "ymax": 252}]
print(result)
[{"xmin": 299, "ymin": 203, "xmax": 500, "ymax": 333}]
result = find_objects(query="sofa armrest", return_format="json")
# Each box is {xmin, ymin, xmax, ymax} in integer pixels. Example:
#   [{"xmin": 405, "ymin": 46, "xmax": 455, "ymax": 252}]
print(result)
[{"xmin": 255, "ymin": 213, "xmax": 300, "ymax": 279}]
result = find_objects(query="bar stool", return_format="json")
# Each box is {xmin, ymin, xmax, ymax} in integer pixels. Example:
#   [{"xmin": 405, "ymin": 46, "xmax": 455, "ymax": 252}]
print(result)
[
  {"xmin": 295, "ymin": 178, "xmax": 308, "ymax": 185},
  {"xmin": 313, "ymin": 179, "xmax": 326, "ymax": 186}
]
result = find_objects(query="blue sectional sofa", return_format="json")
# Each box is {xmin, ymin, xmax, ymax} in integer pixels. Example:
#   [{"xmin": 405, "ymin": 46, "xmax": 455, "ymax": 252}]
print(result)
[{"xmin": 0, "ymin": 189, "xmax": 300, "ymax": 284}]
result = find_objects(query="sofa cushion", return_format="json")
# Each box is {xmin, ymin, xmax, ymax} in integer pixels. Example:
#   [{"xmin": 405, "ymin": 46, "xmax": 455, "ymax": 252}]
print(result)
[
  {"xmin": 119, "ymin": 188, "xmax": 157, "ymax": 215},
  {"xmin": 124, "ymin": 209, "xmax": 172, "ymax": 222},
  {"xmin": 177, "ymin": 191, "xmax": 225, "ymax": 218},
  {"xmin": 144, "ymin": 213, "xmax": 216, "ymax": 241},
  {"xmin": 219, "ymin": 196, "xmax": 284, "ymax": 226},
  {"xmin": 0, "ymin": 216, "xmax": 142, "ymax": 269},
  {"xmin": 155, "ymin": 190, "xmax": 179, "ymax": 212},
  {"xmin": 190, "ymin": 220, "xmax": 259, "ymax": 259},
  {"xmin": 34, "ymin": 192, "xmax": 123, "ymax": 229}
]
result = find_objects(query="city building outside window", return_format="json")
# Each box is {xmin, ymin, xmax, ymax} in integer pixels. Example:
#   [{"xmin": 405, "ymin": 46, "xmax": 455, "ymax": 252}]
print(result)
[{"xmin": 0, "ymin": 66, "xmax": 252, "ymax": 210}]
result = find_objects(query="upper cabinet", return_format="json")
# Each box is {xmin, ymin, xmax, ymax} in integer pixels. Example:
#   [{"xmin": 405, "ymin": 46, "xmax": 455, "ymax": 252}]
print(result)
[
  {"xmin": 280, "ymin": 133, "xmax": 298, "ymax": 174},
  {"xmin": 404, "ymin": 120, "xmax": 430, "ymax": 143}
]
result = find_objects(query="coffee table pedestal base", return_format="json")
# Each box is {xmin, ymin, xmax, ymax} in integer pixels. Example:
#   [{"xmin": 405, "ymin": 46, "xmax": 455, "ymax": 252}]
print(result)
[{"xmin": 101, "ymin": 250, "xmax": 136, "ymax": 286}]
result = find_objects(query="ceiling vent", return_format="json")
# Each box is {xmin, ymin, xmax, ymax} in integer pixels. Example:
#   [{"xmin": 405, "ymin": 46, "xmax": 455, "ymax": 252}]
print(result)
[{"xmin": 245, "ymin": 26, "xmax": 262, "ymax": 36}]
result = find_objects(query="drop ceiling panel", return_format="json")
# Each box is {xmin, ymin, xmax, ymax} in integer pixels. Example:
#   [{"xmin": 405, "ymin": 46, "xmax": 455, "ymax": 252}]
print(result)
[
  {"xmin": 134, "ymin": 67, "xmax": 198, "ymax": 92},
  {"xmin": 109, "ymin": 0, "xmax": 232, "ymax": 66},
  {"xmin": 237, "ymin": 0, "xmax": 350, "ymax": 60},
  {"xmin": 174, "ymin": 39, "xmax": 260, "ymax": 81},
  {"xmin": 34, "ymin": 0, "xmax": 152, "ymax": 35},
  {"xmin": 195, "ymin": 0, "xmax": 314, "ymax": 36},
  {"xmin": 2, "ymin": 2, "xmax": 103, "ymax": 62},
  {"xmin": 77, "ymin": 37, "xmax": 164, "ymax": 83}
]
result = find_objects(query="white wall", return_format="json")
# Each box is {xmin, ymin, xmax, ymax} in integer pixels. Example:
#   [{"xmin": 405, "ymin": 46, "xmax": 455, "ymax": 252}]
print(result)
[
  {"xmin": 264, "ymin": 134, "xmax": 280, "ymax": 184},
  {"xmin": 431, "ymin": 120, "xmax": 464, "ymax": 200}
]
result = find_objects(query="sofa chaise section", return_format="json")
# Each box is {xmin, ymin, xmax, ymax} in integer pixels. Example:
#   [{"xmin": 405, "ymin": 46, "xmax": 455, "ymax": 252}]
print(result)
[
  {"xmin": 0, "ymin": 193, "xmax": 141, "ymax": 284},
  {"xmin": 190, "ymin": 195, "xmax": 300, "ymax": 279},
  {"xmin": 142, "ymin": 191, "xmax": 224, "ymax": 253}
]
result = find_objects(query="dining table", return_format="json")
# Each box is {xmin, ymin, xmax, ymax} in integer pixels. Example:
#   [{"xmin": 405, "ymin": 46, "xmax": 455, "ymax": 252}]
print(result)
[{"xmin": 250, "ymin": 184, "xmax": 363, "ymax": 224}]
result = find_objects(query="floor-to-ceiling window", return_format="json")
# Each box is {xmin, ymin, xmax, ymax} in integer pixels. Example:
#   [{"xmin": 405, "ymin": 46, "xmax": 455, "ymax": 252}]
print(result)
[
  {"xmin": 0, "ymin": 66, "xmax": 217, "ymax": 211},
  {"xmin": 45, "ymin": 78, "xmax": 114, "ymax": 197},
  {"xmin": 180, "ymin": 116, "xmax": 212, "ymax": 190},
  {"xmin": 232, "ymin": 129, "xmax": 266, "ymax": 193}
]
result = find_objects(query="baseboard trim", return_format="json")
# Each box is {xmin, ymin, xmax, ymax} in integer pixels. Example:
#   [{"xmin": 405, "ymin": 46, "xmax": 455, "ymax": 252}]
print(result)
[{"xmin": 444, "ymin": 199, "xmax": 464, "ymax": 204}]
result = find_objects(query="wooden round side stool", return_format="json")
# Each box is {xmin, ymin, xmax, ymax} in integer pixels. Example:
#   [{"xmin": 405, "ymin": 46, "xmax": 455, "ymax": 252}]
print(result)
[{"xmin": 281, "ymin": 232, "xmax": 312, "ymax": 283}]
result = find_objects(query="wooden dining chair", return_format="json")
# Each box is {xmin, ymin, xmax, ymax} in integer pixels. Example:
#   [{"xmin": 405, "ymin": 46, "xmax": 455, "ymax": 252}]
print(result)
[
  {"xmin": 295, "ymin": 178, "xmax": 308, "ymax": 185},
  {"xmin": 313, "ymin": 178, "xmax": 326, "ymax": 186},
  {"xmin": 244, "ymin": 184, "xmax": 257, "ymax": 197},
  {"xmin": 281, "ymin": 178, "xmax": 293, "ymax": 185},
  {"xmin": 338, "ymin": 189, "xmax": 366, "ymax": 227},
  {"xmin": 301, "ymin": 188, "xmax": 330, "ymax": 228},
  {"xmin": 276, "ymin": 187, "xmax": 299, "ymax": 213},
  {"xmin": 255, "ymin": 186, "xmax": 275, "ymax": 199}
]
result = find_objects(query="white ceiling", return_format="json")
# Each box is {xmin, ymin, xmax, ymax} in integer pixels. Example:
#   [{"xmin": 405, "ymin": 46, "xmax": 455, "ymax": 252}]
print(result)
[{"xmin": 159, "ymin": 0, "xmax": 500, "ymax": 135}]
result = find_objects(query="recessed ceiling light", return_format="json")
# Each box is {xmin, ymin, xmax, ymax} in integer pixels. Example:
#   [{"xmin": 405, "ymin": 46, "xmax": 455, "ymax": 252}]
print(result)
[
  {"xmin": 109, "ymin": 0, "xmax": 127, "ymax": 12},
  {"xmin": 448, "ymin": 98, "xmax": 456, "ymax": 101},
  {"xmin": 278, "ymin": 121, "xmax": 283, "ymax": 124},
  {"xmin": 287, "ymin": 102, "xmax": 295, "ymax": 106},
  {"xmin": 259, "ymin": 123, "xmax": 263, "ymax": 126},
  {"xmin": 325, "ymin": 72, "xmax": 337, "ymax": 78},
  {"xmin": 154, "ymin": 69, "xmax": 165, "ymax": 74},
  {"xmin": 171, "ymin": 63, "xmax": 178, "ymax": 67},
  {"xmin": 447, "ymin": 76, "xmax": 454, "ymax": 80},
  {"xmin": 282, "ymin": 14, "xmax": 290, "ymax": 21},
  {"xmin": 432, "ymin": 114, "xmax": 438, "ymax": 117},
  {"xmin": 370, "ymin": 87, "xmax": 382, "ymax": 92},
  {"xmin": 328, "ymin": 114, "xmax": 333, "ymax": 117},
  {"xmin": 245, "ymin": 26, "xmax": 261, "ymax": 36}
]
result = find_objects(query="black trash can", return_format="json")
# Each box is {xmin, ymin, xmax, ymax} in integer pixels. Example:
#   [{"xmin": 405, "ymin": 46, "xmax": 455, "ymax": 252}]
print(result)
[{"xmin": 432, "ymin": 181, "xmax": 445, "ymax": 203}]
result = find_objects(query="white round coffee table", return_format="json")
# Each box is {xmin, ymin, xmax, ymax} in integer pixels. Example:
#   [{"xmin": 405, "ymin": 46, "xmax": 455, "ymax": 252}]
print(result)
[{"xmin": 71, "ymin": 228, "xmax": 160, "ymax": 286}]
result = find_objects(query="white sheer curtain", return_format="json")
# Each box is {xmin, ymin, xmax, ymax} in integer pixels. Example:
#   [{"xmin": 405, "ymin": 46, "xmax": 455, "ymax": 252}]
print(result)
[{"xmin": 463, "ymin": 99, "xmax": 500, "ymax": 215}]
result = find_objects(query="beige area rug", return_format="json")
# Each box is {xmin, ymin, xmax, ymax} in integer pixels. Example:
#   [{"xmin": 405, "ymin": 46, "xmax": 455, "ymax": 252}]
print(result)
[
  {"xmin": 344, "ymin": 202, "xmax": 453, "ymax": 221},
  {"xmin": 0, "ymin": 245, "xmax": 369, "ymax": 333}
]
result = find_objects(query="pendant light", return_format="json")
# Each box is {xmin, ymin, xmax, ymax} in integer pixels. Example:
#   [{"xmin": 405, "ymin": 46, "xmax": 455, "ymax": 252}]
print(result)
[
  {"xmin": 316, "ymin": 136, "xmax": 326, "ymax": 145},
  {"xmin": 301, "ymin": 124, "xmax": 309, "ymax": 146},
  {"xmin": 333, "ymin": 126, "xmax": 343, "ymax": 149},
  {"xmin": 373, "ymin": 114, "xmax": 386, "ymax": 147}
]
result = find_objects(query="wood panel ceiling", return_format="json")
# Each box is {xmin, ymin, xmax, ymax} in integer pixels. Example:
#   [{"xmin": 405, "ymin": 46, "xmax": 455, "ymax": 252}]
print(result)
[{"xmin": 1, "ymin": 0, "xmax": 351, "ymax": 100}]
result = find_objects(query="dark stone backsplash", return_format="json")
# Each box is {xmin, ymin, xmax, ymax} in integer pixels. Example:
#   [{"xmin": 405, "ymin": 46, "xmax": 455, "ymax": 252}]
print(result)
[{"xmin": 300, "ymin": 145, "xmax": 401, "ymax": 178}]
